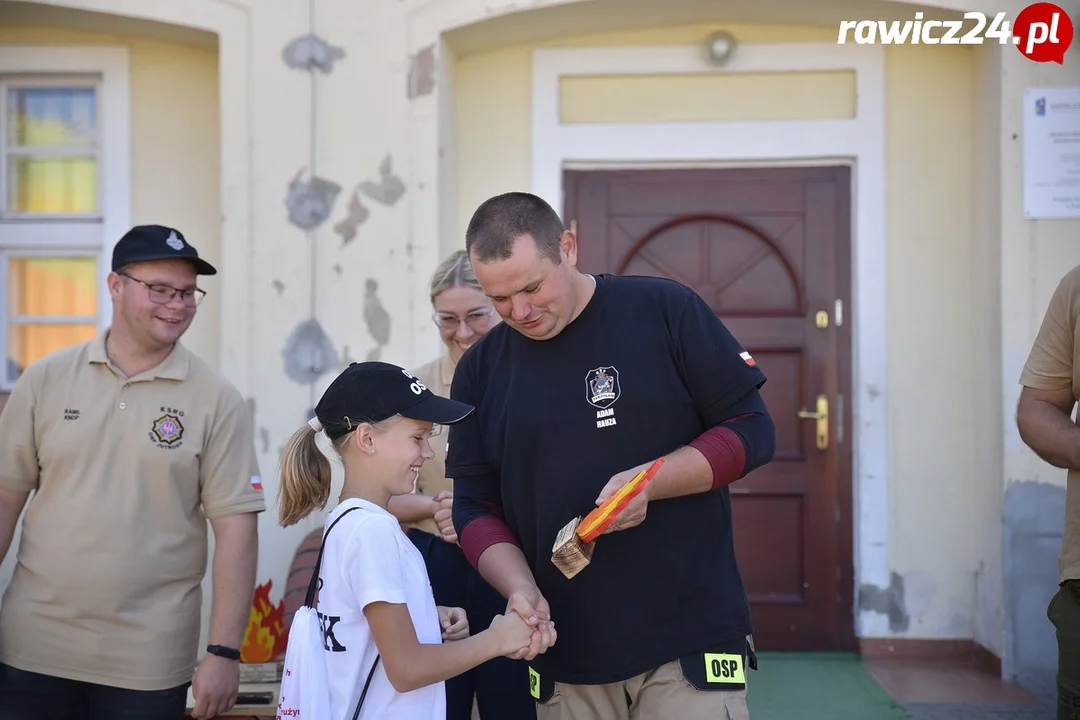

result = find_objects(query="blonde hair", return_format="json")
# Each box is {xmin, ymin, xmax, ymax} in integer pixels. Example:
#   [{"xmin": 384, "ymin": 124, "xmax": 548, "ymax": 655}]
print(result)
[
  {"xmin": 276, "ymin": 417, "xmax": 396, "ymax": 527},
  {"xmin": 429, "ymin": 249, "xmax": 482, "ymax": 304}
]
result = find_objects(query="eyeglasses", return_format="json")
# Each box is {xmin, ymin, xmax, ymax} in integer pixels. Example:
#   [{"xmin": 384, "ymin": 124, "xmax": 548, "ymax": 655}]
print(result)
[
  {"xmin": 433, "ymin": 306, "xmax": 493, "ymax": 332},
  {"xmin": 120, "ymin": 273, "xmax": 206, "ymax": 307}
]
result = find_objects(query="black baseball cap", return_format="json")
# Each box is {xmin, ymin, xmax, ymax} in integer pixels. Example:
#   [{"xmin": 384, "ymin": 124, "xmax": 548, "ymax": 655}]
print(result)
[
  {"xmin": 112, "ymin": 224, "xmax": 217, "ymax": 275},
  {"xmin": 314, "ymin": 361, "xmax": 473, "ymax": 439}
]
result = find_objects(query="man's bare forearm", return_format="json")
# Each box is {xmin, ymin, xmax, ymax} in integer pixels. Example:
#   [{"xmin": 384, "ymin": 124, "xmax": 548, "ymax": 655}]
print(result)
[
  {"xmin": 644, "ymin": 446, "xmax": 714, "ymax": 501},
  {"xmin": 476, "ymin": 543, "xmax": 538, "ymax": 599},
  {"xmin": 208, "ymin": 513, "xmax": 259, "ymax": 648},
  {"xmin": 1018, "ymin": 397, "xmax": 1080, "ymax": 470}
]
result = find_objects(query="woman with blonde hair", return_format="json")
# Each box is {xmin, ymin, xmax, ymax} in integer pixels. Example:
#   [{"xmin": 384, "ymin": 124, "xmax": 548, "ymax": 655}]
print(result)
[
  {"xmin": 387, "ymin": 250, "xmax": 536, "ymax": 720},
  {"xmin": 276, "ymin": 361, "xmax": 535, "ymax": 719}
]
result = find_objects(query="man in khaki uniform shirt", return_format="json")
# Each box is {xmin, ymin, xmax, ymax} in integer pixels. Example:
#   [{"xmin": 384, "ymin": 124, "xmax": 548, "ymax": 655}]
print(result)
[
  {"xmin": 0, "ymin": 225, "xmax": 264, "ymax": 720},
  {"xmin": 1018, "ymin": 264, "xmax": 1080, "ymax": 720}
]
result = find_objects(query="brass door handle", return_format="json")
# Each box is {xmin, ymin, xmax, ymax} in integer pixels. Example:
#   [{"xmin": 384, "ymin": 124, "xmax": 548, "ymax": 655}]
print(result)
[{"xmin": 797, "ymin": 394, "xmax": 829, "ymax": 450}]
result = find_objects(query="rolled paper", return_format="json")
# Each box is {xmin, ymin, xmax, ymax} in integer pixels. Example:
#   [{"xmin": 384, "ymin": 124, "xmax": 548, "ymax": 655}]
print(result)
[{"xmin": 576, "ymin": 457, "xmax": 665, "ymax": 543}]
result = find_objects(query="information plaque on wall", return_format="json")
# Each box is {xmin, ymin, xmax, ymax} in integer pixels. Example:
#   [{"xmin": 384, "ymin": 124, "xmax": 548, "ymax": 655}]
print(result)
[{"xmin": 1024, "ymin": 87, "xmax": 1080, "ymax": 220}]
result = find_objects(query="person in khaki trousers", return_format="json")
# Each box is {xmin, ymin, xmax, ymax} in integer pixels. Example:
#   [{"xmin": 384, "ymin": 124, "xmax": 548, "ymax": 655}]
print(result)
[
  {"xmin": 1017, "ymin": 264, "xmax": 1080, "ymax": 720},
  {"xmin": 447, "ymin": 192, "xmax": 775, "ymax": 720}
]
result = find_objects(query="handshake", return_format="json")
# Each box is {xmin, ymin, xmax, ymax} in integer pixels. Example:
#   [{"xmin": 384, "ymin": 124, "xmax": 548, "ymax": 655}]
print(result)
[
  {"xmin": 493, "ymin": 585, "xmax": 558, "ymax": 660},
  {"xmin": 424, "ymin": 493, "xmax": 556, "ymax": 660},
  {"xmin": 439, "ymin": 585, "xmax": 557, "ymax": 661}
]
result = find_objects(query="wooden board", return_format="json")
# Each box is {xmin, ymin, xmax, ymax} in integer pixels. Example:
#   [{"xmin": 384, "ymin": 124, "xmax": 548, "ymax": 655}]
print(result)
[{"xmin": 185, "ymin": 682, "xmax": 279, "ymax": 717}]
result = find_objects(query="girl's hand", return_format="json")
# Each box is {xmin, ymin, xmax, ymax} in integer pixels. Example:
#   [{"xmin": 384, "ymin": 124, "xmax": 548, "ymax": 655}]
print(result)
[
  {"xmin": 437, "ymin": 606, "xmax": 470, "ymax": 641},
  {"xmin": 489, "ymin": 612, "xmax": 537, "ymax": 657}
]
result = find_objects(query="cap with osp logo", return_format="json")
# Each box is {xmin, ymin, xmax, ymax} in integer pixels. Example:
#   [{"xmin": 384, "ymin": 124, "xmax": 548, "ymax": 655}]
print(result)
[
  {"xmin": 313, "ymin": 361, "xmax": 473, "ymax": 440},
  {"xmin": 112, "ymin": 224, "xmax": 217, "ymax": 276}
]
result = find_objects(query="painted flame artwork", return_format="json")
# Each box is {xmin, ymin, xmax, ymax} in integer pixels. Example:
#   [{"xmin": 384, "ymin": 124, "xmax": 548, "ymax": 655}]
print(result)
[{"xmin": 240, "ymin": 580, "xmax": 287, "ymax": 662}]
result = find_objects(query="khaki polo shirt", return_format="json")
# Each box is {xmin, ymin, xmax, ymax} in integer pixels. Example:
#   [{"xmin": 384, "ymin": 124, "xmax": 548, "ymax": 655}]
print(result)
[
  {"xmin": 409, "ymin": 354, "xmax": 456, "ymax": 537},
  {"xmin": 0, "ymin": 330, "xmax": 265, "ymax": 691},
  {"xmin": 1020, "ymin": 265, "xmax": 1080, "ymax": 583}
]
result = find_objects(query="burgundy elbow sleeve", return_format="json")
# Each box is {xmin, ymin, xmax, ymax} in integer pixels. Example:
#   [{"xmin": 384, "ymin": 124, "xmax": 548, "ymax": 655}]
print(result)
[
  {"xmin": 688, "ymin": 424, "xmax": 748, "ymax": 491},
  {"xmin": 459, "ymin": 515, "xmax": 521, "ymax": 570}
]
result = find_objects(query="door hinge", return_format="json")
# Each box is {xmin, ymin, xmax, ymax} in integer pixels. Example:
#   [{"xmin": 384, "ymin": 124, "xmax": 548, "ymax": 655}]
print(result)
[{"xmin": 570, "ymin": 219, "xmax": 578, "ymax": 235}]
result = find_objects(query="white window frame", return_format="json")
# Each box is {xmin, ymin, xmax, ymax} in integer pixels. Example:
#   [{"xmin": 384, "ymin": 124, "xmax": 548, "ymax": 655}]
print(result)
[
  {"xmin": 1, "ymin": 74, "xmax": 101, "ymax": 222},
  {"xmin": 0, "ymin": 46, "xmax": 130, "ymax": 391}
]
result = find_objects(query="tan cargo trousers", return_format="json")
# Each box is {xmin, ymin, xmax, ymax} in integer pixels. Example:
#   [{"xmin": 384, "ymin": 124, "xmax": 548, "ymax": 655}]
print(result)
[{"xmin": 533, "ymin": 657, "xmax": 750, "ymax": 720}]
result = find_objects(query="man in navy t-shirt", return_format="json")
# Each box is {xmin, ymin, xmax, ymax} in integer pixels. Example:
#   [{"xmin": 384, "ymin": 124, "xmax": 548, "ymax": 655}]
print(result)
[{"xmin": 447, "ymin": 192, "xmax": 775, "ymax": 720}]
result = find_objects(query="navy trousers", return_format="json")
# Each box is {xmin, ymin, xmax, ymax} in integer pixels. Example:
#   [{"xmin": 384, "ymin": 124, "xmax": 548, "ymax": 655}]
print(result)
[{"xmin": 0, "ymin": 663, "xmax": 188, "ymax": 720}]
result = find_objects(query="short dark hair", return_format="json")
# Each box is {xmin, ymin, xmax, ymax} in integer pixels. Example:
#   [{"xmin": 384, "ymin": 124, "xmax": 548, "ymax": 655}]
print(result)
[{"xmin": 465, "ymin": 192, "xmax": 565, "ymax": 265}]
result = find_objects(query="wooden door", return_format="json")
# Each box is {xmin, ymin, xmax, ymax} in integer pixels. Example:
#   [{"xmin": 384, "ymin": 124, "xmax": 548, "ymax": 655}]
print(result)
[{"xmin": 565, "ymin": 167, "xmax": 854, "ymax": 651}]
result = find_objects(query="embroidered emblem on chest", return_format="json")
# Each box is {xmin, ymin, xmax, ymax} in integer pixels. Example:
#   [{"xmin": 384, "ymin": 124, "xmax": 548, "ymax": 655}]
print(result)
[
  {"xmin": 585, "ymin": 366, "xmax": 621, "ymax": 429},
  {"xmin": 150, "ymin": 412, "xmax": 185, "ymax": 448}
]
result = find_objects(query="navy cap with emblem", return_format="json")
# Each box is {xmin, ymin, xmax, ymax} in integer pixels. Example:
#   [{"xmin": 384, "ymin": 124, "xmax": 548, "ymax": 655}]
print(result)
[
  {"xmin": 111, "ymin": 224, "xmax": 217, "ymax": 275},
  {"xmin": 314, "ymin": 361, "xmax": 474, "ymax": 440}
]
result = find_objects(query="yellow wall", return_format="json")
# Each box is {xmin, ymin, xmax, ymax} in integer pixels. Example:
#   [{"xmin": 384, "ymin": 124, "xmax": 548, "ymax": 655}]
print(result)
[
  {"xmin": 559, "ymin": 70, "xmax": 856, "ymax": 124},
  {"xmin": 453, "ymin": 24, "xmax": 982, "ymax": 640},
  {"xmin": 884, "ymin": 44, "xmax": 976, "ymax": 638},
  {"xmin": 0, "ymin": 24, "xmax": 222, "ymax": 368}
]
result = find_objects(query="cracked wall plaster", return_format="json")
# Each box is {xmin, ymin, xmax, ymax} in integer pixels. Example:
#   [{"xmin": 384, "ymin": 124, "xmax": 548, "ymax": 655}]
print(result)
[
  {"xmin": 407, "ymin": 45, "xmax": 436, "ymax": 99},
  {"xmin": 859, "ymin": 571, "xmax": 909, "ymax": 633},
  {"xmin": 1005, "ymin": 480, "xmax": 1063, "ymax": 679},
  {"xmin": 282, "ymin": 318, "xmax": 340, "ymax": 385},
  {"xmin": 333, "ymin": 189, "xmax": 370, "ymax": 245},
  {"xmin": 358, "ymin": 156, "xmax": 405, "ymax": 206},
  {"xmin": 901, "ymin": 571, "xmax": 936, "ymax": 625},
  {"xmin": 363, "ymin": 279, "xmax": 390, "ymax": 361},
  {"xmin": 282, "ymin": 34, "xmax": 346, "ymax": 74},
  {"xmin": 286, "ymin": 168, "xmax": 342, "ymax": 230}
]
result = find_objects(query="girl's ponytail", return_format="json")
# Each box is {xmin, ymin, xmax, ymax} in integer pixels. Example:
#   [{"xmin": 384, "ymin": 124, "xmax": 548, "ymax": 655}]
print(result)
[{"xmin": 277, "ymin": 424, "xmax": 332, "ymax": 527}]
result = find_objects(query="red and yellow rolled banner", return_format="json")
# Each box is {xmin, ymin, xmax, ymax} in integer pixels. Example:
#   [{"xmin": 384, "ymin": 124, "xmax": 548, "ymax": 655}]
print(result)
[{"xmin": 576, "ymin": 458, "xmax": 665, "ymax": 543}]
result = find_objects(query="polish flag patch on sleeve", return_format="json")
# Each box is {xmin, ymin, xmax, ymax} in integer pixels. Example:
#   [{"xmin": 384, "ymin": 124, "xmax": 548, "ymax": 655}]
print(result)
[
  {"xmin": 250, "ymin": 475, "xmax": 263, "ymax": 491},
  {"xmin": 740, "ymin": 351, "xmax": 757, "ymax": 367}
]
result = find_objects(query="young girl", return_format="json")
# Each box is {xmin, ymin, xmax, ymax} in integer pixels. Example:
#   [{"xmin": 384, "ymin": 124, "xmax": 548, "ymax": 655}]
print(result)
[
  {"xmin": 390, "ymin": 250, "xmax": 535, "ymax": 720},
  {"xmin": 277, "ymin": 360, "xmax": 536, "ymax": 719}
]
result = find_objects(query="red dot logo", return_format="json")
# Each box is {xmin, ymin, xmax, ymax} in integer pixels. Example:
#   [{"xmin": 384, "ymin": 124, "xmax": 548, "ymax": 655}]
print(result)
[{"xmin": 1014, "ymin": 2, "xmax": 1074, "ymax": 64}]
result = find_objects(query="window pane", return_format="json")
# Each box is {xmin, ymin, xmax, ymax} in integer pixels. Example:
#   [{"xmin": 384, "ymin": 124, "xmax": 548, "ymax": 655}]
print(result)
[
  {"xmin": 7, "ymin": 156, "xmax": 98, "ymax": 213},
  {"xmin": 8, "ymin": 257, "xmax": 98, "ymax": 316},
  {"xmin": 6, "ymin": 86, "xmax": 97, "ymax": 147},
  {"xmin": 7, "ymin": 323, "xmax": 98, "ymax": 383}
]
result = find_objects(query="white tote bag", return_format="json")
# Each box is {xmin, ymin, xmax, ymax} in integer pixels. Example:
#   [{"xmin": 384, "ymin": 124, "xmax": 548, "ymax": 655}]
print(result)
[
  {"xmin": 277, "ymin": 507, "xmax": 367, "ymax": 720},
  {"xmin": 276, "ymin": 605, "xmax": 333, "ymax": 719}
]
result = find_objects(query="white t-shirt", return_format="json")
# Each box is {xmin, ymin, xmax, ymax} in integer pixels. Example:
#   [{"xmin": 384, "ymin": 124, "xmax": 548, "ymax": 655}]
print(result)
[{"xmin": 318, "ymin": 498, "xmax": 446, "ymax": 720}]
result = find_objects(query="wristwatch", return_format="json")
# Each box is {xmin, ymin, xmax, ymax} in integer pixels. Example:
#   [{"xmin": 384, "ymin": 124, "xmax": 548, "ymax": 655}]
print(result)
[{"xmin": 206, "ymin": 644, "xmax": 241, "ymax": 661}]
